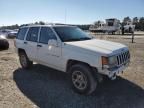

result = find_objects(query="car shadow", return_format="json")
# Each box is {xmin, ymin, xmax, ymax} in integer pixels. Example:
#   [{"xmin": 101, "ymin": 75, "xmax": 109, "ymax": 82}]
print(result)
[
  {"xmin": 13, "ymin": 64, "xmax": 144, "ymax": 108},
  {"xmin": 0, "ymin": 48, "xmax": 9, "ymax": 51}
]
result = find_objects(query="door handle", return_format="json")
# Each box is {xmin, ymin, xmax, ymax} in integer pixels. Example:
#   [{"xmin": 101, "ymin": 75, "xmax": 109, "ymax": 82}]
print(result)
[
  {"xmin": 24, "ymin": 42, "xmax": 28, "ymax": 44},
  {"xmin": 37, "ymin": 45, "xmax": 42, "ymax": 47}
]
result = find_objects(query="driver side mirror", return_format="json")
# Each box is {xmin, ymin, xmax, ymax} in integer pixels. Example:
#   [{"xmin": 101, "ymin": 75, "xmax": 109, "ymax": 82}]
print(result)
[{"xmin": 48, "ymin": 39, "xmax": 58, "ymax": 47}]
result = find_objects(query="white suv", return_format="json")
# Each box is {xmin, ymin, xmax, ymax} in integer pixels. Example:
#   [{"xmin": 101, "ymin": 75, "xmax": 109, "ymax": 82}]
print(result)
[{"xmin": 15, "ymin": 25, "xmax": 130, "ymax": 94}]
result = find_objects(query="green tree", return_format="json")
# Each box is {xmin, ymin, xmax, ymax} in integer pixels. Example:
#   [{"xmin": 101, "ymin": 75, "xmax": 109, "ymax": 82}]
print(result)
[
  {"xmin": 34, "ymin": 22, "xmax": 39, "ymax": 25},
  {"xmin": 39, "ymin": 21, "xmax": 45, "ymax": 25},
  {"xmin": 123, "ymin": 16, "xmax": 131, "ymax": 25},
  {"xmin": 133, "ymin": 17, "xmax": 139, "ymax": 24},
  {"xmin": 139, "ymin": 17, "xmax": 144, "ymax": 31},
  {"xmin": 1, "ymin": 24, "xmax": 19, "ymax": 30},
  {"xmin": 94, "ymin": 20, "xmax": 101, "ymax": 25},
  {"xmin": 133, "ymin": 17, "xmax": 139, "ymax": 30}
]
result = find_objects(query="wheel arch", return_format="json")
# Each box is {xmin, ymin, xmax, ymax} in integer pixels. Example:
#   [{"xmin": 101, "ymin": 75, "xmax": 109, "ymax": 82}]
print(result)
[
  {"xmin": 66, "ymin": 59, "xmax": 103, "ymax": 83},
  {"xmin": 66, "ymin": 59, "xmax": 91, "ymax": 72},
  {"xmin": 18, "ymin": 48, "xmax": 26, "ymax": 55}
]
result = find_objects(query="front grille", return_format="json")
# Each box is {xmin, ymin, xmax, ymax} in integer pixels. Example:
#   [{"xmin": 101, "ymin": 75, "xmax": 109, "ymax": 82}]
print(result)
[{"xmin": 117, "ymin": 51, "xmax": 130, "ymax": 65}]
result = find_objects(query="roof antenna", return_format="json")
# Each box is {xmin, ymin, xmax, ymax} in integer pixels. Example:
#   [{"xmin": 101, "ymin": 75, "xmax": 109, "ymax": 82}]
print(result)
[{"xmin": 65, "ymin": 9, "xmax": 67, "ymax": 24}]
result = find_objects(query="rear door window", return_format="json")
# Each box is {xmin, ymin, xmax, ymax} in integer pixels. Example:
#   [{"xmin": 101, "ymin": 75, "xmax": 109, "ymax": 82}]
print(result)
[
  {"xmin": 17, "ymin": 28, "xmax": 28, "ymax": 40},
  {"xmin": 26, "ymin": 27, "xmax": 39, "ymax": 42}
]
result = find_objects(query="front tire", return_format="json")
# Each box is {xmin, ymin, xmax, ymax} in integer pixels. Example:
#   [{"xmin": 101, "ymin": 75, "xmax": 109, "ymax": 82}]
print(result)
[
  {"xmin": 19, "ymin": 52, "xmax": 33, "ymax": 69},
  {"xmin": 69, "ymin": 64, "xmax": 97, "ymax": 95}
]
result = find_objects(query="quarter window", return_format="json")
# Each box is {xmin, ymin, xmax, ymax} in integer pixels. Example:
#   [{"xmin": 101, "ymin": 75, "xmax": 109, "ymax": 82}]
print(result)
[
  {"xmin": 39, "ymin": 27, "xmax": 56, "ymax": 44},
  {"xmin": 26, "ymin": 27, "xmax": 39, "ymax": 42},
  {"xmin": 17, "ymin": 28, "xmax": 28, "ymax": 40}
]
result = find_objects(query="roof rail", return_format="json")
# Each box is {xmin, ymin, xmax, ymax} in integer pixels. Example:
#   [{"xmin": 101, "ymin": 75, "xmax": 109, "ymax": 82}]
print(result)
[{"xmin": 20, "ymin": 23, "xmax": 75, "ymax": 28}]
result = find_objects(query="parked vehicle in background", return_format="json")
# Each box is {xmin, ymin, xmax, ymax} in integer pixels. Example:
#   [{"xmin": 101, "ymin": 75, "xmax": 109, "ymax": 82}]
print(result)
[
  {"xmin": 122, "ymin": 21, "xmax": 135, "ymax": 35},
  {"xmin": 15, "ymin": 24, "xmax": 130, "ymax": 95},
  {"xmin": 0, "ymin": 29, "xmax": 18, "ymax": 39},
  {"xmin": 7, "ymin": 30, "xmax": 18, "ymax": 38},
  {"xmin": 89, "ymin": 18, "xmax": 121, "ymax": 34},
  {"xmin": 0, "ymin": 29, "xmax": 12, "ymax": 35},
  {"xmin": 89, "ymin": 21, "xmax": 106, "ymax": 33}
]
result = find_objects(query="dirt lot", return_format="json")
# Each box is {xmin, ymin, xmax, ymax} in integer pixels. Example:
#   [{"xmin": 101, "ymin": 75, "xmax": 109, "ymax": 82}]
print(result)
[{"xmin": 0, "ymin": 34, "xmax": 144, "ymax": 108}]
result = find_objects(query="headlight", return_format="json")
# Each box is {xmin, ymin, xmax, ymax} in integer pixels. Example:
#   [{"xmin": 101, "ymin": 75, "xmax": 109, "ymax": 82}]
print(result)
[
  {"xmin": 108, "ymin": 56, "xmax": 117, "ymax": 66},
  {"xmin": 102, "ymin": 56, "xmax": 117, "ymax": 67}
]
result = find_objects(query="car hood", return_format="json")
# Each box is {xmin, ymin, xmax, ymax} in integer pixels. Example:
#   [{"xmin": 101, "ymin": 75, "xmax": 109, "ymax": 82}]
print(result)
[{"xmin": 64, "ymin": 39, "xmax": 128, "ymax": 56}]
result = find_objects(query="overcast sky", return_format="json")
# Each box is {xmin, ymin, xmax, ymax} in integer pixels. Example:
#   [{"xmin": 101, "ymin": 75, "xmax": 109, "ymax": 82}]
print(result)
[{"xmin": 0, "ymin": 0, "xmax": 143, "ymax": 26}]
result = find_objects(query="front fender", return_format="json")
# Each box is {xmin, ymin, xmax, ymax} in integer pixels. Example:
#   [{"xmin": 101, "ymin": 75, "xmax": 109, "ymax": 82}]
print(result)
[{"xmin": 62, "ymin": 49, "xmax": 102, "ymax": 71}]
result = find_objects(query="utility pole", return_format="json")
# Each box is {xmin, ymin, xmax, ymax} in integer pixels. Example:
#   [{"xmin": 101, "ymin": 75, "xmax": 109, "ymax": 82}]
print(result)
[{"xmin": 131, "ymin": 32, "xmax": 135, "ymax": 43}]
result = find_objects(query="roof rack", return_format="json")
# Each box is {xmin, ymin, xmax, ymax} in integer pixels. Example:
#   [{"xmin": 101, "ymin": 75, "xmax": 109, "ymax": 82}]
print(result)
[{"xmin": 20, "ymin": 23, "xmax": 74, "ymax": 27}]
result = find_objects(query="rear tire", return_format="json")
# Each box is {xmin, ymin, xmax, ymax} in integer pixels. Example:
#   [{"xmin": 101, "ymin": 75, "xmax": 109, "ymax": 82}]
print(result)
[
  {"xmin": 19, "ymin": 51, "xmax": 33, "ymax": 69},
  {"xmin": 69, "ymin": 64, "xmax": 97, "ymax": 95}
]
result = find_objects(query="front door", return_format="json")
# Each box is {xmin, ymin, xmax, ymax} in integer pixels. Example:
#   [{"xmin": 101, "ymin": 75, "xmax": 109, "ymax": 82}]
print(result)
[{"xmin": 37, "ymin": 27, "xmax": 62, "ymax": 70}]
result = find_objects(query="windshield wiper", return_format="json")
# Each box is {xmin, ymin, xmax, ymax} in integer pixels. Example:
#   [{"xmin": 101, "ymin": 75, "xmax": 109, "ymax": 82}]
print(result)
[
  {"xmin": 79, "ymin": 37, "xmax": 92, "ymax": 40},
  {"xmin": 64, "ymin": 38, "xmax": 81, "ymax": 42},
  {"xmin": 64, "ymin": 37, "xmax": 92, "ymax": 42}
]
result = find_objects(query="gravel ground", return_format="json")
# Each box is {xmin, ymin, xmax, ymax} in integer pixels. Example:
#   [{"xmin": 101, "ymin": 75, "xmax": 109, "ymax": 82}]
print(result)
[{"xmin": 0, "ymin": 34, "xmax": 144, "ymax": 108}]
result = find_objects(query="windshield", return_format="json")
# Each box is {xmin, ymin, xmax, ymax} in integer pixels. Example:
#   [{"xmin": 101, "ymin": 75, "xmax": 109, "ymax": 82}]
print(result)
[{"xmin": 53, "ymin": 26, "xmax": 92, "ymax": 42}]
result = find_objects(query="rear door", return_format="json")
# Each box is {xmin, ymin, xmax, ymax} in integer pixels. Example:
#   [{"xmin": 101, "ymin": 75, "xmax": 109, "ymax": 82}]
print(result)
[
  {"xmin": 37, "ymin": 27, "xmax": 62, "ymax": 69},
  {"xmin": 24, "ymin": 27, "xmax": 40, "ymax": 61},
  {"xmin": 16, "ymin": 27, "xmax": 28, "ymax": 49}
]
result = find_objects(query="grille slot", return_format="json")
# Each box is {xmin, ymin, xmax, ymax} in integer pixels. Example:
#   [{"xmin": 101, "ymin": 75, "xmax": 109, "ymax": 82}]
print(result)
[{"xmin": 117, "ymin": 51, "xmax": 130, "ymax": 65}]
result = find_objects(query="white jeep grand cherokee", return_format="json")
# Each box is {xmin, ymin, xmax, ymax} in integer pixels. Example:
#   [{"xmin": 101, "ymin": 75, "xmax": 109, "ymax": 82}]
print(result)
[{"xmin": 15, "ymin": 25, "xmax": 130, "ymax": 94}]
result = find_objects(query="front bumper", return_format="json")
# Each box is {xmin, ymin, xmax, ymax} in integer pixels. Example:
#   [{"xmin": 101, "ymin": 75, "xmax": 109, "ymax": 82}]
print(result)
[{"xmin": 98, "ymin": 61, "xmax": 130, "ymax": 80}]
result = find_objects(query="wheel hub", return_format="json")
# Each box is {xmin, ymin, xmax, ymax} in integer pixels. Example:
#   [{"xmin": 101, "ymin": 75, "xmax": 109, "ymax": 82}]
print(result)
[{"xmin": 72, "ymin": 71, "xmax": 87, "ymax": 90}]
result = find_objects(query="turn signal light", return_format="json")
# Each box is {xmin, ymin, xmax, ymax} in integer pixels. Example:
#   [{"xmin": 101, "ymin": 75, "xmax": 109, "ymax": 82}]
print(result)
[{"xmin": 102, "ymin": 56, "xmax": 108, "ymax": 65}]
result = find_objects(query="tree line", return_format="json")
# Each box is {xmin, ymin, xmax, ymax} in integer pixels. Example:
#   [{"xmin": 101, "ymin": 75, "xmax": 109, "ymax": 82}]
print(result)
[
  {"xmin": 123, "ymin": 17, "xmax": 144, "ymax": 31},
  {"xmin": 0, "ymin": 17, "xmax": 144, "ymax": 31}
]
